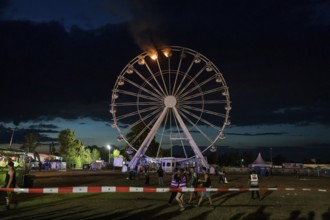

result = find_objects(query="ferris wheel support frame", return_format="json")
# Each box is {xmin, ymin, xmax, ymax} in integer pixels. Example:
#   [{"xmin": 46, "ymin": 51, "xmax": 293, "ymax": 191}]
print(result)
[
  {"xmin": 129, "ymin": 104, "xmax": 209, "ymax": 169},
  {"xmin": 172, "ymin": 107, "xmax": 208, "ymax": 168},
  {"xmin": 129, "ymin": 107, "xmax": 169, "ymax": 169}
]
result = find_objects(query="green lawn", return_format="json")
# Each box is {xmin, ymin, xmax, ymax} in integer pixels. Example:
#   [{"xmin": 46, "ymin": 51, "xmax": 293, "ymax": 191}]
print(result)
[{"xmin": 1, "ymin": 171, "xmax": 330, "ymax": 220}]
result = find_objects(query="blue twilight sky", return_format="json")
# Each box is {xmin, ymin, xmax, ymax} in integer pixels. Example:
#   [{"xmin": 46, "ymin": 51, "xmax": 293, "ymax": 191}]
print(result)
[{"xmin": 0, "ymin": 0, "xmax": 330, "ymax": 160}]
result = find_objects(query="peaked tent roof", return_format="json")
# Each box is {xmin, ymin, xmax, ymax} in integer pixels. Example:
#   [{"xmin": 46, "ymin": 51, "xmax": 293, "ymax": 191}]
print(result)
[
  {"xmin": 249, "ymin": 152, "xmax": 272, "ymax": 168},
  {"xmin": 253, "ymin": 153, "xmax": 266, "ymax": 164}
]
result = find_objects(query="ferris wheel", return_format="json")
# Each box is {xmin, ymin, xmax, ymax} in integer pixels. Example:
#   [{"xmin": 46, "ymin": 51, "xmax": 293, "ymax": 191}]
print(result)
[{"xmin": 110, "ymin": 46, "xmax": 231, "ymax": 168}]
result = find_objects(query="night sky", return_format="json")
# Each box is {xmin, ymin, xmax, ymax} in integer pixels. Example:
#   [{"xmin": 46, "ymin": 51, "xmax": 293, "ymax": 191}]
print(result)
[{"xmin": 0, "ymin": 0, "xmax": 330, "ymax": 161}]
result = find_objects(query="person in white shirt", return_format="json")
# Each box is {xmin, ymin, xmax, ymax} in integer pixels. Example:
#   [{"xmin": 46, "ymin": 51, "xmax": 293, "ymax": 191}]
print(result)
[{"xmin": 249, "ymin": 170, "xmax": 261, "ymax": 200}]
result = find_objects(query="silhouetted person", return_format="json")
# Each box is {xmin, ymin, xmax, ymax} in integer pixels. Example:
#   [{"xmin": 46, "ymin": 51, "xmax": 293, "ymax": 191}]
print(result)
[
  {"xmin": 196, "ymin": 167, "xmax": 213, "ymax": 208},
  {"xmin": 4, "ymin": 161, "xmax": 17, "ymax": 210}
]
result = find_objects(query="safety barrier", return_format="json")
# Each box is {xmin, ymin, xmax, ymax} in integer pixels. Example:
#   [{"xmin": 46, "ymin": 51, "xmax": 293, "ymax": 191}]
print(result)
[{"xmin": 0, "ymin": 187, "xmax": 329, "ymax": 194}]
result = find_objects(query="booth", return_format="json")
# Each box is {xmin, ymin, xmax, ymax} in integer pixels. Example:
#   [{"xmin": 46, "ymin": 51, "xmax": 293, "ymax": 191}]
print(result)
[
  {"xmin": 0, "ymin": 148, "xmax": 30, "ymax": 187},
  {"xmin": 161, "ymin": 157, "xmax": 177, "ymax": 172}
]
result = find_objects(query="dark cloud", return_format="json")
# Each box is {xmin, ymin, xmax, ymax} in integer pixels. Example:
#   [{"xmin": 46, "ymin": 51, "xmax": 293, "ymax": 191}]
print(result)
[
  {"xmin": 28, "ymin": 123, "xmax": 59, "ymax": 129},
  {"xmin": 2, "ymin": 0, "xmax": 125, "ymax": 29},
  {"xmin": 0, "ymin": 0, "xmax": 329, "ymax": 131},
  {"xmin": 0, "ymin": 124, "xmax": 58, "ymax": 144},
  {"xmin": 0, "ymin": 20, "xmax": 138, "ymax": 124},
  {"xmin": 228, "ymin": 132, "xmax": 288, "ymax": 137}
]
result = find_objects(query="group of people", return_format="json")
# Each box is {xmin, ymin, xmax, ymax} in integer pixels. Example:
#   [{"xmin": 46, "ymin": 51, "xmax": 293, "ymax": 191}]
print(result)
[
  {"xmin": 3, "ymin": 161, "xmax": 262, "ymax": 212},
  {"xmin": 167, "ymin": 167, "xmax": 214, "ymax": 212},
  {"xmin": 165, "ymin": 167, "xmax": 262, "ymax": 211}
]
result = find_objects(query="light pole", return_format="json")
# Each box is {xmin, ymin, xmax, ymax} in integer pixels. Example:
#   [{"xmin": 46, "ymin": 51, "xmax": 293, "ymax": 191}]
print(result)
[
  {"xmin": 107, "ymin": 145, "xmax": 111, "ymax": 165},
  {"xmin": 9, "ymin": 127, "xmax": 18, "ymax": 149}
]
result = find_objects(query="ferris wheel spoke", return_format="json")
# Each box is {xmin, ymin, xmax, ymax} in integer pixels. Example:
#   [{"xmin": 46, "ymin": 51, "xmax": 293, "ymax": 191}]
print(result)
[
  {"xmin": 169, "ymin": 108, "xmax": 173, "ymax": 157},
  {"xmin": 168, "ymin": 58, "xmax": 172, "ymax": 95},
  {"xmin": 156, "ymin": 109, "xmax": 170, "ymax": 158},
  {"xmin": 115, "ymin": 106, "xmax": 160, "ymax": 121},
  {"xmin": 123, "ymin": 77, "xmax": 163, "ymax": 99},
  {"xmin": 172, "ymin": 49, "xmax": 185, "ymax": 95},
  {"xmin": 181, "ymin": 87, "xmax": 226, "ymax": 101},
  {"xmin": 127, "ymin": 110, "xmax": 161, "ymax": 131},
  {"xmin": 116, "ymin": 89, "xmax": 161, "ymax": 102},
  {"xmin": 181, "ymin": 100, "xmax": 228, "ymax": 105},
  {"xmin": 172, "ymin": 110, "xmax": 188, "ymax": 158},
  {"xmin": 173, "ymin": 58, "xmax": 195, "ymax": 97},
  {"xmin": 129, "ymin": 123, "xmax": 150, "ymax": 147},
  {"xmin": 175, "ymin": 66, "xmax": 206, "ymax": 97},
  {"xmin": 181, "ymin": 105, "xmax": 227, "ymax": 118},
  {"xmin": 156, "ymin": 59, "xmax": 169, "ymax": 96},
  {"xmin": 129, "ymin": 108, "xmax": 169, "ymax": 167},
  {"xmin": 129, "ymin": 110, "xmax": 162, "ymax": 146},
  {"xmin": 179, "ymin": 110, "xmax": 213, "ymax": 143},
  {"xmin": 179, "ymin": 75, "xmax": 216, "ymax": 99},
  {"xmin": 180, "ymin": 108, "xmax": 221, "ymax": 131},
  {"xmin": 144, "ymin": 62, "xmax": 167, "ymax": 96},
  {"xmin": 115, "ymin": 101, "xmax": 161, "ymax": 107}
]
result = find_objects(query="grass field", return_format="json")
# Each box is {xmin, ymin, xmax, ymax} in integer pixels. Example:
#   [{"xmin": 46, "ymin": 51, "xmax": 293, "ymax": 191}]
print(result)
[{"xmin": 1, "ymin": 171, "xmax": 330, "ymax": 220}]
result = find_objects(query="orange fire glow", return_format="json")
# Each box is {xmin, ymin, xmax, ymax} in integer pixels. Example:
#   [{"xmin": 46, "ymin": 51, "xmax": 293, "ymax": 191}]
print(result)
[
  {"xmin": 162, "ymin": 48, "xmax": 172, "ymax": 57},
  {"xmin": 148, "ymin": 49, "xmax": 158, "ymax": 60}
]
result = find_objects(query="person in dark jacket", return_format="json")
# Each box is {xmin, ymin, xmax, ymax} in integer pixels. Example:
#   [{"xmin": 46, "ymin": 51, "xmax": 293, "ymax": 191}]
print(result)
[
  {"xmin": 157, "ymin": 165, "xmax": 164, "ymax": 186},
  {"xmin": 4, "ymin": 161, "xmax": 17, "ymax": 210},
  {"xmin": 196, "ymin": 167, "xmax": 214, "ymax": 208}
]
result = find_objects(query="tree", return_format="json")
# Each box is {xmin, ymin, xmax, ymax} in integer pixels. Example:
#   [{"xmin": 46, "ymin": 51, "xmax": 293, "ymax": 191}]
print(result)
[
  {"xmin": 273, "ymin": 154, "xmax": 287, "ymax": 166},
  {"xmin": 241, "ymin": 151, "xmax": 254, "ymax": 166},
  {"xmin": 218, "ymin": 152, "xmax": 241, "ymax": 166},
  {"xmin": 125, "ymin": 122, "xmax": 162, "ymax": 158},
  {"xmin": 91, "ymin": 148, "xmax": 100, "ymax": 161},
  {"xmin": 161, "ymin": 148, "xmax": 171, "ymax": 157},
  {"xmin": 49, "ymin": 141, "xmax": 57, "ymax": 156},
  {"xmin": 21, "ymin": 133, "xmax": 40, "ymax": 153},
  {"xmin": 111, "ymin": 149, "xmax": 123, "ymax": 159},
  {"xmin": 58, "ymin": 129, "xmax": 90, "ymax": 168},
  {"xmin": 207, "ymin": 151, "xmax": 218, "ymax": 164},
  {"xmin": 58, "ymin": 129, "xmax": 76, "ymax": 155}
]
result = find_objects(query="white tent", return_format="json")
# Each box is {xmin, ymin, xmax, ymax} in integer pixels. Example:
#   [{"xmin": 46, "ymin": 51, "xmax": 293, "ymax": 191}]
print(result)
[{"xmin": 249, "ymin": 152, "xmax": 272, "ymax": 168}]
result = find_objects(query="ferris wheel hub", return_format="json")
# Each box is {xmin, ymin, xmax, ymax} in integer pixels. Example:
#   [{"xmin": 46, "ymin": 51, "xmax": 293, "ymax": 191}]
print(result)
[{"xmin": 164, "ymin": 95, "xmax": 177, "ymax": 108}]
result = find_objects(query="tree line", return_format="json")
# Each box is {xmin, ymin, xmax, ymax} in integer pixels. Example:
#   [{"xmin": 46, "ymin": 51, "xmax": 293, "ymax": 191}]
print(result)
[
  {"xmin": 20, "ymin": 127, "xmax": 327, "ymax": 168},
  {"xmin": 20, "ymin": 129, "xmax": 123, "ymax": 169}
]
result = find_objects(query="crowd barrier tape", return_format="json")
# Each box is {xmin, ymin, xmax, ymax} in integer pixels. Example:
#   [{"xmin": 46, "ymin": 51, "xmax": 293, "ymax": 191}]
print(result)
[{"xmin": 0, "ymin": 187, "xmax": 329, "ymax": 194}]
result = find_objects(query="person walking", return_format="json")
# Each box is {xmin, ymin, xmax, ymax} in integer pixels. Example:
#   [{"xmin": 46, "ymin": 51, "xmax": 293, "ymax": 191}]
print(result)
[
  {"xmin": 157, "ymin": 165, "xmax": 164, "ymax": 186},
  {"xmin": 249, "ymin": 169, "xmax": 261, "ymax": 200},
  {"xmin": 167, "ymin": 168, "xmax": 179, "ymax": 206},
  {"xmin": 218, "ymin": 169, "xmax": 228, "ymax": 184},
  {"xmin": 176, "ymin": 168, "xmax": 187, "ymax": 211},
  {"xmin": 196, "ymin": 167, "xmax": 214, "ymax": 208},
  {"xmin": 4, "ymin": 161, "xmax": 17, "ymax": 210},
  {"xmin": 187, "ymin": 167, "xmax": 199, "ymax": 204}
]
